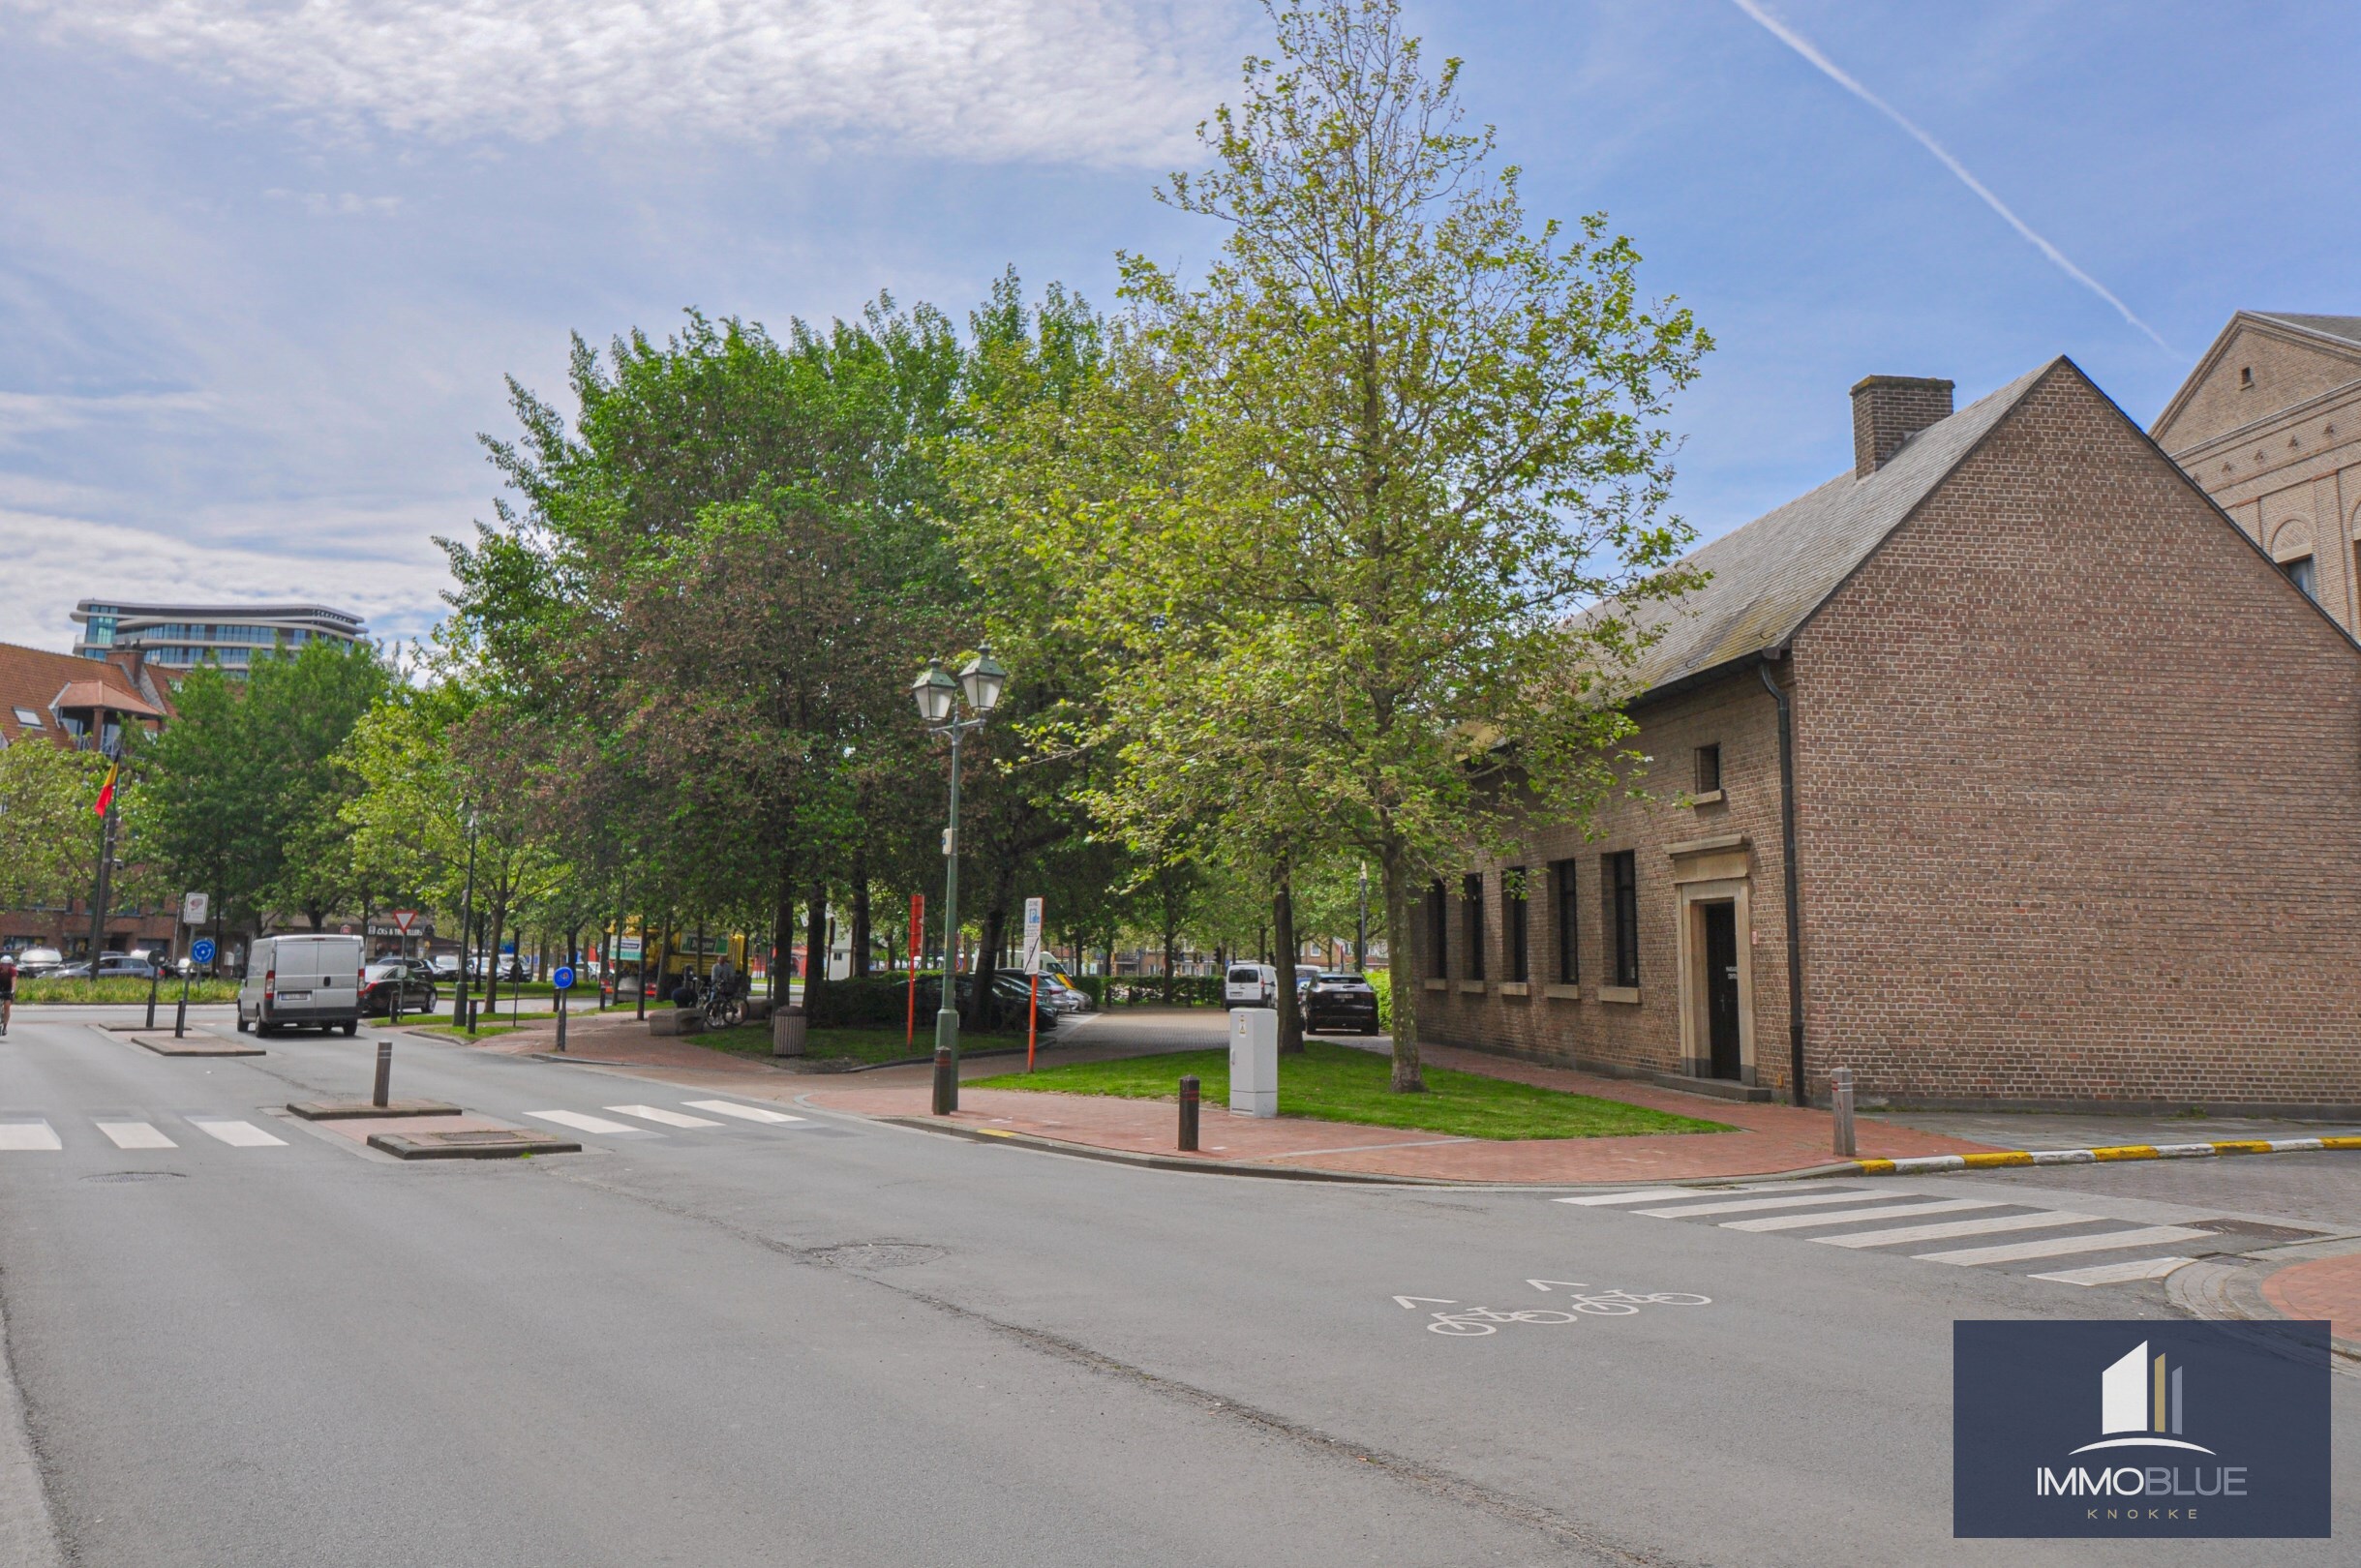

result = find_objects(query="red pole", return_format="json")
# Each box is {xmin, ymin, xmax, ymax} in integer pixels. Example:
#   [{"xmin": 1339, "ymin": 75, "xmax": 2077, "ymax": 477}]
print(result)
[
  {"xmin": 906, "ymin": 892, "xmax": 923, "ymax": 1049},
  {"xmin": 1027, "ymin": 972, "xmax": 1038, "ymax": 1071}
]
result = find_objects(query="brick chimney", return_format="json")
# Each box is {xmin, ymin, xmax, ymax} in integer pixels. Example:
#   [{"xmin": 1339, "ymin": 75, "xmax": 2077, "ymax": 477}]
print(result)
[{"xmin": 1851, "ymin": 375, "xmax": 1954, "ymax": 477}]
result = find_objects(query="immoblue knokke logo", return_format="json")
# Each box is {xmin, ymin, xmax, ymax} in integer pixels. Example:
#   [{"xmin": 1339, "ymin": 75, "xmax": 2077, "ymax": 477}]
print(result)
[{"xmin": 1952, "ymin": 1320, "xmax": 2328, "ymax": 1539}]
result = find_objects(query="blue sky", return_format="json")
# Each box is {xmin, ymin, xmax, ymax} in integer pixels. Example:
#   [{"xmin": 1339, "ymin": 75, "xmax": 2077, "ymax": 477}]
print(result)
[{"xmin": 1, "ymin": 0, "xmax": 2352, "ymax": 651}]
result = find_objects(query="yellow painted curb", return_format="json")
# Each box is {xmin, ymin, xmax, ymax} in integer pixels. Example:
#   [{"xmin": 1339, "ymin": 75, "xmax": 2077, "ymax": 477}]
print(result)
[
  {"xmin": 2208, "ymin": 1139, "xmax": 2275, "ymax": 1155},
  {"xmin": 2326, "ymin": 1136, "xmax": 2361, "ymax": 1151},
  {"xmin": 1854, "ymin": 1158, "xmax": 1896, "ymax": 1174},
  {"xmin": 2089, "ymin": 1145, "xmax": 2160, "ymax": 1161},
  {"xmin": 1960, "ymin": 1151, "xmax": 2036, "ymax": 1168}
]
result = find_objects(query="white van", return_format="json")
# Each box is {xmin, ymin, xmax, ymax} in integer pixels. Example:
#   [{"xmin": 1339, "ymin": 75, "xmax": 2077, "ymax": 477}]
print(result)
[
  {"xmin": 237, "ymin": 934, "xmax": 366, "ymax": 1037},
  {"xmin": 1225, "ymin": 962, "xmax": 1278, "ymax": 1008}
]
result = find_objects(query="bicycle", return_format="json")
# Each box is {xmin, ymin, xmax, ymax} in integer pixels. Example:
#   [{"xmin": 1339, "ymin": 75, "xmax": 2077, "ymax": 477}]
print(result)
[{"xmin": 701, "ymin": 976, "xmax": 747, "ymax": 1031}]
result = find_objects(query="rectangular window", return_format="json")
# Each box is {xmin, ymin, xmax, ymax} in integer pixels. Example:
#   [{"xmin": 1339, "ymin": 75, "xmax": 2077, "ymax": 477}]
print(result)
[
  {"xmin": 1603, "ymin": 851, "xmax": 1639, "ymax": 988},
  {"xmin": 1551, "ymin": 859, "xmax": 1579, "ymax": 983},
  {"xmin": 1503, "ymin": 868, "xmax": 1529, "ymax": 982},
  {"xmin": 1463, "ymin": 873, "xmax": 1486, "ymax": 981},
  {"xmin": 1694, "ymin": 743, "xmax": 1722, "ymax": 795},
  {"xmin": 2284, "ymin": 555, "xmax": 2317, "ymax": 601},
  {"xmin": 1427, "ymin": 879, "xmax": 1448, "ymax": 978}
]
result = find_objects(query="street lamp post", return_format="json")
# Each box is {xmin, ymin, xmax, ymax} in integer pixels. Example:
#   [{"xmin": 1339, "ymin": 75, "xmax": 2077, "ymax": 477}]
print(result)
[
  {"xmin": 1355, "ymin": 861, "xmax": 1369, "ymax": 974},
  {"xmin": 912, "ymin": 645, "xmax": 1007, "ymax": 1115},
  {"xmin": 451, "ymin": 808, "xmax": 480, "ymax": 1031}
]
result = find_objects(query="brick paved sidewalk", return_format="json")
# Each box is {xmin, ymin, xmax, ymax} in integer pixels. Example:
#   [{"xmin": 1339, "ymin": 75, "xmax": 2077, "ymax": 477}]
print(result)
[
  {"xmin": 803, "ymin": 1042, "xmax": 2000, "ymax": 1184},
  {"xmin": 2260, "ymin": 1251, "xmax": 2361, "ymax": 1349}
]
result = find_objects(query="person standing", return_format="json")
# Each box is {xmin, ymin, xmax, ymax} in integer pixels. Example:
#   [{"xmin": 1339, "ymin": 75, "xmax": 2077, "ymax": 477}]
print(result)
[{"xmin": 0, "ymin": 955, "xmax": 15, "ymax": 1037}]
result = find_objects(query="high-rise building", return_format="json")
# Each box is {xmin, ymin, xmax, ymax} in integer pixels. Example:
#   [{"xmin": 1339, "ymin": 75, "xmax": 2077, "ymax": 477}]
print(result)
[{"xmin": 70, "ymin": 600, "xmax": 368, "ymax": 677}]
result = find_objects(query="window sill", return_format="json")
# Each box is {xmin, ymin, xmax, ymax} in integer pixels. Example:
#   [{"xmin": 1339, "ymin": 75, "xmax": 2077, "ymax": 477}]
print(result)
[
  {"xmin": 1423, "ymin": 978, "xmax": 1449, "ymax": 993},
  {"xmin": 1543, "ymin": 983, "xmax": 1581, "ymax": 1001},
  {"xmin": 1598, "ymin": 985, "xmax": 1642, "ymax": 1005},
  {"xmin": 1498, "ymin": 981, "xmax": 1529, "ymax": 997},
  {"xmin": 1688, "ymin": 789, "xmax": 1724, "ymax": 806},
  {"xmin": 1456, "ymin": 980, "xmax": 1487, "ymax": 994}
]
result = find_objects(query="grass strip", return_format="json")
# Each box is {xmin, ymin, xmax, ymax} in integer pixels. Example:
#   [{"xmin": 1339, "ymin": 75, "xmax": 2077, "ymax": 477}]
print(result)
[
  {"xmin": 972, "ymin": 1040, "xmax": 1732, "ymax": 1142},
  {"xmin": 17, "ymin": 978, "xmax": 240, "ymax": 1005}
]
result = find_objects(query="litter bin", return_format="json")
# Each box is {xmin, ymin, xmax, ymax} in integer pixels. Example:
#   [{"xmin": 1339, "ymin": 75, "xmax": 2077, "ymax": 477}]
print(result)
[{"xmin": 772, "ymin": 1003, "xmax": 807, "ymax": 1058}]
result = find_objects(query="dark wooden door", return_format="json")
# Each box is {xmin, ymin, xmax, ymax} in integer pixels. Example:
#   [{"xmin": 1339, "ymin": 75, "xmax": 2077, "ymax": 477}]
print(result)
[{"xmin": 1703, "ymin": 903, "xmax": 1741, "ymax": 1080}]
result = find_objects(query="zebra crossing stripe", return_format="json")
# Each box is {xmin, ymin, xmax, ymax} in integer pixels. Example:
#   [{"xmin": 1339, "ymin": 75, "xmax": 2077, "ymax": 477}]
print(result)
[
  {"xmin": 682, "ymin": 1100, "xmax": 803, "ymax": 1124},
  {"xmin": 190, "ymin": 1120, "xmax": 286, "ymax": 1148},
  {"xmin": 2029, "ymin": 1255, "xmax": 2197, "ymax": 1286},
  {"xmin": 1636, "ymin": 1190, "xmax": 1897, "ymax": 1220},
  {"xmin": 607, "ymin": 1105, "xmax": 724, "ymax": 1129},
  {"xmin": 0, "ymin": 1123, "xmax": 61, "ymax": 1152},
  {"xmin": 95, "ymin": 1122, "xmax": 175, "ymax": 1150},
  {"xmin": 1914, "ymin": 1224, "xmax": 2214, "ymax": 1267},
  {"xmin": 527, "ymin": 1110, "xmax": 643, "ymax": 1135},
  {"xmin": 1719, "ymin": 1197, "xmax": 2002, "ymax": 1232},
  {"xmin": 1813, "ymin": 1210, "xmax": 2104, "ymax": 1250}
]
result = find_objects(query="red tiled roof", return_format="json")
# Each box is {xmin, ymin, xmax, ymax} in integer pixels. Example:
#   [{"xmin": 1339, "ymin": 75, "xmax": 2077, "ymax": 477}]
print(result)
[{"xmin": 0, "ymin": 642, "xmax": 174, "ymax": 749}]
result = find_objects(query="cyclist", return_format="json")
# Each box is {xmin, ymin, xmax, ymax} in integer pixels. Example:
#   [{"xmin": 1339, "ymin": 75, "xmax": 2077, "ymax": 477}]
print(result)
[
  {"xmin": 0, "ymin": 953, "xmax": 15, "ymax": 1038},
  {"xmin": 709, "ymin": 953, "xmax": 739, "ymax": 1001}
]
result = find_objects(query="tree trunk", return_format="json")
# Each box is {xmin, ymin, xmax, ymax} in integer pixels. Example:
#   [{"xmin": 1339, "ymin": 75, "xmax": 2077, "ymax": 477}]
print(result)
[
  {"xmin": 481, "ymin": 898, "xmax": 507, "ymax": 1014},
  {"xmin": 804, "ymin": 881, "xmax": 828, "ymax": 1012},
  {"xmin": 1380, "ymin": 844, "xmax": 1424, "ymax": 1091},
  {"xmin": 849, "ymin": 851, "xmax": 871, "ymax": 979},
  {"xmin": 1273, "ymin": 862, "xmax": 1304, "ymax": 1053},
  {"xmin": 771, "ymin": 858, "xmax": 797, "ymax": 1007},
  {"xmin": 971, "ymin": 902, "xmax": 1009, "ymax": 1032}
]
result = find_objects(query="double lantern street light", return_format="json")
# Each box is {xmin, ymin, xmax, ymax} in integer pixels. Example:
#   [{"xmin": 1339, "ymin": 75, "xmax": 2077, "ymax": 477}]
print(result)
[{"xmin": 911, "ymin": 644, "xmax": 1008, "ymax": 1115}]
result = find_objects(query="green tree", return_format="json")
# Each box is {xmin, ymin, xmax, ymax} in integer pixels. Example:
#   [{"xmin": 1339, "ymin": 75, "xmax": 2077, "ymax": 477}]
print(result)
[
  {"xmin": 978, "ymin": 0, "xmax": 1709, "ymax": 1088},
  {"xmin": 0, "ymin": 740, "xmax": 110, "ymax": 918}
]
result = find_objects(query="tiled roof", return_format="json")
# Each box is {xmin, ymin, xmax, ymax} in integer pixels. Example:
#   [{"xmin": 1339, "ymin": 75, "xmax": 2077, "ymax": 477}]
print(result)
[
  {"xmin": 2252, "ymin": 314, "xmax": 2361, "ymax": 349},
  {"xmin": 1604, "ymin": 359, "xmax": 2057, "ymax": 697},
  {"xmin": 0, "ymin": 642, "xmax": 172, "ymax": 748}
]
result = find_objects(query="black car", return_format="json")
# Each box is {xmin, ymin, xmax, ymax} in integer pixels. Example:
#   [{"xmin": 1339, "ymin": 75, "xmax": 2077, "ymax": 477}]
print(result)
[
  {"xmin": 1300, "ymin": 971, "xmax": 1380, "ymax": 1035},
  {"xmin": 362, "ymin": 959, "xmax": 439, "ymax": 1016}
]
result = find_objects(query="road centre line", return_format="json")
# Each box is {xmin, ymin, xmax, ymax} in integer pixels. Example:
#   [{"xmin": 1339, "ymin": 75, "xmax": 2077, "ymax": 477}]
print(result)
[
  {"xmin": 608, "ymin": 1105, "xmax": 726, "ymax": 1129},
  {"xmin": 682, "ymin": 1100, "xmax": 803, "ymax": 1125},
  {"xmin": 1914, "ymin": 1225, "xmax": 2215, "ymax": 1266},
  {"xmin": 2029, "ymin": 1255, "xmax": 2198, "ymax": 1286},
  {"xmin": 0, "ymin": 1123, "xmax": 61, "ymax": 1152},
  {"xmin": 1637, "ymin": 1191, "xmax": 1902, "ymax": 1219},
  {"xmin": 95, "ymin": 1122, "xmax": 175, "ymax": 1150},
  {"xmin": 1718, "ymin": 1197, "xmax": 2002, "ymax": 1232},
  {"xmin": 1812, "ymin": 1210, "xmax": 2104, "ymax": 1249}
]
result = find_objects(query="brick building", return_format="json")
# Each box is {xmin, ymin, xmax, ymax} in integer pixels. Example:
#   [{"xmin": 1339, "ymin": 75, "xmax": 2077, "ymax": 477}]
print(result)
[
  {"xmin": 2153, "ymin": 312, "xmax": 2361, "ymax": 632},
  {"xmin": 1419, "ymin": 358, "xmax": 2361, "ymax": 1115},
  {"xmin": 0, "ymin": 641, "xmax": 178, "ymax": 959}
]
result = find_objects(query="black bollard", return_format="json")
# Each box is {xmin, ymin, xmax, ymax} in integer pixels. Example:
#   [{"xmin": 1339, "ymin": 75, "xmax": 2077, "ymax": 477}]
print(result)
[
  {"xmin": 931, "ymin": 1046, "xmax": 957, "ymax": 1116},
  {"xmin": 373, "ymin": 1040, "xmax": 393, "ymax": 1107},
  {"xmin": 145, "ymin": 969, "xmax": 159, "ymax": 1030},
  {"xmin": 1178, "ymin": 1074, "xmax": 1200, "ymax": 1152},
  {"xmin": 556, "ymin": 988, "xmax": 567, "ymax": 1054}
]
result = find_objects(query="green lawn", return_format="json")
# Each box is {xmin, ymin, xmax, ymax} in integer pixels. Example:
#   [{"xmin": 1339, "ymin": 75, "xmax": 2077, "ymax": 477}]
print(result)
[
  {"xmin": 697, "ymin": 1023, "xmax": 937, "ymax": 1067},
  {"xmin": 972, "ymin": 1041, "xmax": 1732, "ymax": 1142},
  {"xmin": 17, "ymin": 978, "xmax": 240, "ymax": 1005}
]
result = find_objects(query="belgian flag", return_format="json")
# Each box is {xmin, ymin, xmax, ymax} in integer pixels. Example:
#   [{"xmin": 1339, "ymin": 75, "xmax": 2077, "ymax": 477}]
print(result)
[{"xmin": 92, "ymin": 764, "xmax": 118, "ymax": 818}]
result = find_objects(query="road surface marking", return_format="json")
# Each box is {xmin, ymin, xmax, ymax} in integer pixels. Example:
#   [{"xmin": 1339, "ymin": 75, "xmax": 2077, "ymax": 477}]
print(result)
[
  {"xmin": 1914, "ymin": 1225, "xmax": 2214, "ymax": 1266},
  {"xmin": 527, "ymin": 1110, "xmax": 643, "ymax": 1135},
  {"xmin": 1638, "ymin": 1190, "xmax": 1900, "ymax": 1219},
  {"xmin": 0, "ymin": 1123, "xmax": 61, "ymax": 1152},
  {"xmin": 95, "ymin": 1122, "xmax": 176, "ymax": 1150},
  {"xmin": 1554, "ymin": 1185, "xmax": 1787, "ymax": 1206},
  {"xmin": 190, "ymin": 1119, "xmax": 286, "ymax": 1148},
  {"xmin": 1813, "ymin": 1210, "xmax": 2104, "ymax": 1249},
  {"xmin": 608, "ymin": 1104, "xmax": 725, "ymax": 1129},
  {"xmin": 683, "ymin": 1100, "xmax": 803, "ymax": 1124},
  {"xmin": 1719, "ymin": 1197, "xmax": 2004, "ymax": 1232},
  {"xmin": 2029, "ymin": 1255, "xmax": 2199, "ymax": 1286}
]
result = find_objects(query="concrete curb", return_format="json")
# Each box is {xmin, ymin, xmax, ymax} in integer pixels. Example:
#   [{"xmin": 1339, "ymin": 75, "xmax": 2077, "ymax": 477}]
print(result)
[
  {"xmin": 2166, "ymin": 1236, "xmax": 2361, "ymax": 1376},
  {"xmin": 875, "ymin": 1116, "xmax": 1464, "ymax": 1184},
  {"xmin": 0, "ymin": 1287, "xmax": 64, "ymax": 1567},
  {"xmin": 1849, "ymin": 1135, "xmax": 2361, "ymax": 1177}
]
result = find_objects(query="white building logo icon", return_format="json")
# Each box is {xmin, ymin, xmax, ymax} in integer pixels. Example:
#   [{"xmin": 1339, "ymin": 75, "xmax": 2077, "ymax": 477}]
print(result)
[{"xmin": 2069, "ymin": 1341, "xmax": 2216, "ymax": 1457}]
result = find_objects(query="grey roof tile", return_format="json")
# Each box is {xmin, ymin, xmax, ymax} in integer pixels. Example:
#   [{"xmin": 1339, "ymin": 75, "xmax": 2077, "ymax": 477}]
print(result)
[
  {"xmin": 1609, "ymin": 360, "xmax": 2056, "ymax": 696},
  {"xmin": 2252, "ymin": 314, "xmax": 2361, "ymax": 349}
]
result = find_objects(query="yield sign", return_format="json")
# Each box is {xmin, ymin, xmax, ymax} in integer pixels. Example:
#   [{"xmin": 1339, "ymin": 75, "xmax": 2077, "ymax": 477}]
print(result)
[{"xmin": 391, "ymin": 909, "xmax": 419, "ymax": 934}]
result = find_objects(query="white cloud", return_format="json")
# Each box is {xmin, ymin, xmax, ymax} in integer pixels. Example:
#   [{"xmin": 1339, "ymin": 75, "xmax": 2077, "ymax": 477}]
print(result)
[
  {"xmin": 263, "ymin": 189, "xmax": 403, "ymax": 217},
  {"xmin": 4, "ymin": 0, "xmax": 1246, "ymax": 166}
]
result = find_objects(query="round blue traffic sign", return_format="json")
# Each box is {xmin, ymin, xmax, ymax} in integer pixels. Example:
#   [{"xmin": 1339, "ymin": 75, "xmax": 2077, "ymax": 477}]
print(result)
[
  {"xmin": 552, "ymin": 965, "xmax": 575, "ymax": 991},
  {"xmin": 191, "ymin": 938, "xmax": 216, "ymax": 965}
]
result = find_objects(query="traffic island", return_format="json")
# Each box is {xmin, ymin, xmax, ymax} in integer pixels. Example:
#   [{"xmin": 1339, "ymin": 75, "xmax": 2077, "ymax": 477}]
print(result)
[
  {"xmin": 367, "ymin": 1128, "xmax": 581, "ymax": 1161},
  {"xmin": 130, "ymin": 1033, "xmax": 263, "ymax": 1057},
  {"xmin": 287, "ymin": 1099, "xmax": 463, "ymax": 1120}
]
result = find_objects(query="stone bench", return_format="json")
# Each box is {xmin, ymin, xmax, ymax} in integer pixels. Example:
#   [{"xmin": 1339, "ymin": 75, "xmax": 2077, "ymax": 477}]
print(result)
[{"xmin": 648, "ymin": 1010, "xmax": 705, "ymax": 1038}]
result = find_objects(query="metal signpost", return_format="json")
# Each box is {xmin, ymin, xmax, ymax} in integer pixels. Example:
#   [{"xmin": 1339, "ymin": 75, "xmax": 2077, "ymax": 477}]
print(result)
[
  {"xmin": 180, "ymin": 938, "xmax": 214, "ymax": 1040},
  {"xmin": 552, "ymin": 964, "xmax": 574, "ymax": 1054},
  {"xmin": 389, "ymin": 910, "xmax": 419, "ymax": 1023},
  {"xmin": 1021, "ymin": 896, "xmax": 1044, "ymax": 1071}
]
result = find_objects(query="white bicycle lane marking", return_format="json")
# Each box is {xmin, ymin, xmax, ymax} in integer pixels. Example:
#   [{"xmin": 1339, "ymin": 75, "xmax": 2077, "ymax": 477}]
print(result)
[{"xmin": 1398, "ymin": 1280, "xmax": 1713, "ymax": 1336}]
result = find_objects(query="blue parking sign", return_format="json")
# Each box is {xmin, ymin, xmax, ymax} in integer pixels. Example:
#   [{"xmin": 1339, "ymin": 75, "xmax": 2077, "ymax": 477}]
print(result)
[
  {"xmin": 552, "ymin": 965, "xmax": 574, "ymax": 991},
  {"xmin": 191, "ymin": 938, "xmax": 216, "ymax": 965}
]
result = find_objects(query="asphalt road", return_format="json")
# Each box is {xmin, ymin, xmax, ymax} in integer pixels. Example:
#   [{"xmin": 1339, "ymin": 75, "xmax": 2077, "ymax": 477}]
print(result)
[{"xmin": 0, "ymin": 1007, "xmax": 2352, "ymax": 1566}]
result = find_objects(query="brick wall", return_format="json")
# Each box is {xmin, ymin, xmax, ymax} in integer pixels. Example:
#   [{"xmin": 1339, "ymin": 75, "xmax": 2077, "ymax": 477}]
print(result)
[
  {"xmin": 1793, "ymin": 363, "xmax": 2361, "ymax": 1111},
  {"xmin": 1417, "ymin": 675, "xmax": 1794, "ymax": 1091}
]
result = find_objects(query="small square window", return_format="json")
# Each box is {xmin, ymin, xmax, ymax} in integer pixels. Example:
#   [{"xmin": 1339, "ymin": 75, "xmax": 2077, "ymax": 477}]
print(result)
[
  {"xmin": 2239, "ymin": 366, "xmax": 2255, "ymax": 390},
  {"xmin": 1694, "ymin": 743, "xmax": 1721, "ymax": 795},
  {"xmin": 2284, "ymin": 555, "xmax": 2317, "ymax": 601},
  {"xmin": 12, "ymin": 708, "xmax": 42, "ymax": 727}
]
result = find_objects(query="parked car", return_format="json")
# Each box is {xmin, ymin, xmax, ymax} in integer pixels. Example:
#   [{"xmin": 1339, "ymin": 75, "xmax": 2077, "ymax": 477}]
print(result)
[
  {"xmin": 361, "ymin": 959, "xmax": 439, "ymax": 1017},
  {"xmin": 96, "ymin": 954, "xmax": 163, "ymax": 980},
  {"xmin": 429, "ymin": 953, "xmax": 463, "ymax": 980},
  {"xmin": 11, "ymin": 947, "xmax": 63, "ymax": 977},
  {"xmin": 236, "ymin": 933, "xmax": 366, "ymax": 1037},
  {"xmin": 1035, "ymin": 973, "xmax": 1091, "ymax": 1014},
  {"xmin": 1225, "ymin": 963, "xmax": 1278, "ymax": 1008},
  {"xmin": 1299, "ymin": 970, "xmax": 1380, "ymax": 1035}
]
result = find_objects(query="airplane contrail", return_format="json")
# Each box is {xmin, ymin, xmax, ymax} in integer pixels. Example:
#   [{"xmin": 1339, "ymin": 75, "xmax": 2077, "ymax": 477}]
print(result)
[{"xmin": 1729, "ymin": 0, "xmax": 2172, "ymax": 354}]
